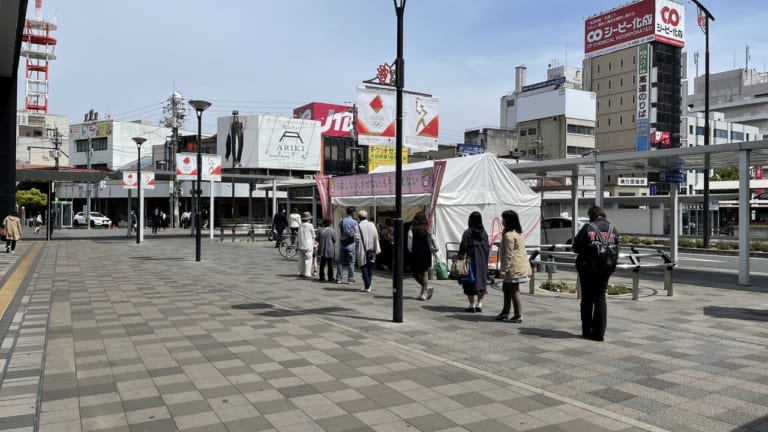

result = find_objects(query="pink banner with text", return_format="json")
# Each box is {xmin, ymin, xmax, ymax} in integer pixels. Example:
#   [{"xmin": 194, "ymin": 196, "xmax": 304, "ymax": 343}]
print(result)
[{"xmin": 329, "ymin": 167, "xmax": 433, "ymax": 197}]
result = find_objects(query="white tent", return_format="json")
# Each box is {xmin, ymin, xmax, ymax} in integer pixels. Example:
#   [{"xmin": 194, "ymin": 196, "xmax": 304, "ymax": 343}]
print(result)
[{"xmin": 331, "ymin": 152, "xmax": 541, "ymax": 262}]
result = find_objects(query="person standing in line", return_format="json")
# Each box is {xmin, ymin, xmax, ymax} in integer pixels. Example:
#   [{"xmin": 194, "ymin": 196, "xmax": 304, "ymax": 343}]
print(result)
[
  {"xmin": 573, "ymin": 205, "xmax": 619, "ymax": 342},
  {"xmin": 496, "ymin": 210, "xmax": 531, "ymax": 323},
  {"xmin": 336, "ymin": 206, "xmax": 358, "ymax": 284},
  {"xmin": 289, "ymin": 208, "xmax": 302, "ymax": 244},
  {"xmin": 296, "ymin": 212, "xmax": 316, "ymax": 278},
  {"xmin": 408, "ymin": 211, "xmax": 436, "ymax": 301},
  {"xmin": 316, "ymin": 218, "xmax": 336, "ymax": 282},
  {"xmin": 130, "ymin": 210, "xmax": 137, "ymax": 234},
  {"xmin": 49, "ymin": 210, "xmax": 56, "ymax": 238},
  {"xmin": 152, "ymin": 208, "xmax": 161, "ymax": 234},
  {"xmin": 355, "ymin": 210, "xmax": 380, "ymax": 293},
  {"xmin": 3, "ymin": 211, "xmax": 22, "ymax": 253},
  {"xmin": 458, "ymin": 211, "xmax": 489, "ymax": 313},
  {"xmin": 34, "ymin": 213, "xmax": 43, "ymax": 234},
  {"xmin": 271, "ymin": 208, "xmax": 288, "ymax": 248}
]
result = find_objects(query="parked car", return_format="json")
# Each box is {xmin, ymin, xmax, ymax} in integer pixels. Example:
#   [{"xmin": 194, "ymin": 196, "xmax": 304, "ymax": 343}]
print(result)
[
  {"xmin": 73, "ymin": 211, "xmax": 111, "ymax": 228},
  {"xmin": 541, "ymin": 216, "xmax": 587, "ymax": 245}
]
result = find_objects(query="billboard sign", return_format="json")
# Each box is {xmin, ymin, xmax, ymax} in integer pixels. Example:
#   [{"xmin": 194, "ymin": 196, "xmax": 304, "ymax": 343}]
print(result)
[
  {"xmin": 123, "ymin": 171, "xmax": 138, "ymax": 189},
  {"xmin": 636, "ymin": 44, "xmax": 651, "ymax": 152},
  {"xmin": 293, "ymin": 102, "xmax": 353, "ymax": 138},
  {"xmin": 216, "ymin": 115, "xmax": 322, "ymax": 171},
  {"xmin": 124, "ymin": 171, "xmax": 155, "ymax": 189},
  {"xmin": 356, "ymin": 87, "xmax": 439, "ymax": 152},
  {"xmin": 584, "ymin": 0, "xmax": 684, "ymax": 59},
  {"xmin": 456, "ymin": 144, "xmax": 484, "ymax": 155},
  {"xmin": 655, "ymin": 0, "xmax": 685, "ymax": 47}
]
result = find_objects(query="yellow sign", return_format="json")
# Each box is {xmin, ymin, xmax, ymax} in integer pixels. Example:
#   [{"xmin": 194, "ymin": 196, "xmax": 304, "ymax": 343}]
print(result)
[
  {"xmin": 368, "ymin": 146, "xmax": 408, "ymax": 172},
  {"xmin": 69, "ymin": 121, "xmax": 114, "ymax": 138}
]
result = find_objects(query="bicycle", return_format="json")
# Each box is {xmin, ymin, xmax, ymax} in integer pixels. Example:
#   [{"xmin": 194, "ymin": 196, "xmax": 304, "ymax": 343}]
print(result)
[{"xmin": 277, "ymin": 239, "xmax": 298, "ymax": 258}]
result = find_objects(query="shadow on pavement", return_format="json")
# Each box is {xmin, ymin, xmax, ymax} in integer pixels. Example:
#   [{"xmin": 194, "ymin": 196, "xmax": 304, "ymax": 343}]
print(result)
[
  {"xmin": 518, "ymin": 327, "xmax": 578, "ymax": 339},
  {"xmin": 703, "ymin": 306, "xmax": 768, "ymax": 322},
  {"xmin": 231, "ymin": 303, "xmax": 273, "ymax": 310}
]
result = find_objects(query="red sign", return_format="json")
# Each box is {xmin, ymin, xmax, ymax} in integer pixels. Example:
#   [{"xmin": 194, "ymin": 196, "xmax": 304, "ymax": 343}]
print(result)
[
  {"xmin": 293, "ymin": 102, "xmax": 353, "ymax": 138},
  {"xmin": 585, "ymin": 0, "xmax": 656, "ymax": 58}
]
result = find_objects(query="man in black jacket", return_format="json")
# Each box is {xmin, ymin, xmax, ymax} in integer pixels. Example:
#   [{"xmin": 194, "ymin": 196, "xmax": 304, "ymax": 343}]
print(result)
[
  {"xmin": 572, "ymin": 205, "xmax": 619, "ymax": 342},
  {"xmin": 271, "ymin": 208, "xmax": 288, "ymax": 248}
]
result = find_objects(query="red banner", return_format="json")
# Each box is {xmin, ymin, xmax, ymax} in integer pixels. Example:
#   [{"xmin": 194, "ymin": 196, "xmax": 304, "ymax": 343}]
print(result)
[{"xmin": 315, "ymin": 175, "xmax": 331, "ymax": 222}]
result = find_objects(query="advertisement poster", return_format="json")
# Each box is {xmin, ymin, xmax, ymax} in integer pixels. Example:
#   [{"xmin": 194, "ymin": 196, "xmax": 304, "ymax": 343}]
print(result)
[
  {"xmin": 176, "ymin": 153, "xmax": 198, "ymax": 180},
  {"xmin": 367, "ymin": 145, "xmax": 408, "ymax": 172},
  {"xmin": 123, "ymin": 171, "xmax": 155, "ymax": 189},
  {"xmin": 356, "ymin": 87, "xmax": 440, "ymax": 152},
  {"xmin": 636, "ymin": 44, "xmax": 651, "ymax": 152},
  {"xmin": 216, "ymin": 115, "xmax": 321, "ymax": 171},
  {"xmin": 202, "ymin": 154, "xmax": 222, "ymax": 182},
  {"xmin": 584, "ymin": 0, "xmax": 655, "ymax": 58}
]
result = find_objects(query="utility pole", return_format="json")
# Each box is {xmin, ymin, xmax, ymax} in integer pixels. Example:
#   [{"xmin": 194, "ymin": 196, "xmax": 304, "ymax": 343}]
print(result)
[
  {"xmin": 83, "ymin": 109, "xmax": 98, "ymax": 230},
  {"xmin": 161, "ymin": 92, "xmax": 187, "ymax": 227}
]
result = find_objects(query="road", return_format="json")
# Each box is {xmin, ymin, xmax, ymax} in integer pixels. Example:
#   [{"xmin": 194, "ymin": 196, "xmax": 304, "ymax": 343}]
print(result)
[{"xmin": 677, "ymin": 251, "xmax": 768, "ymax": 275}]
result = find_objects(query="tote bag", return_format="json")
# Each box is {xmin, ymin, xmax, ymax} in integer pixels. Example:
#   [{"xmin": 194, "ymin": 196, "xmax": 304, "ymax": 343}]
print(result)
[{"xmin": 449, "ymin": 255, "xmax": 470, "ymax": 279}]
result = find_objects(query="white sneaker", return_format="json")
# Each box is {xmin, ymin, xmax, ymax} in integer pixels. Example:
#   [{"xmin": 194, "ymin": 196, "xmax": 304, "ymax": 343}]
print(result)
[{"xmin": 364, "ymin": 287, "xmax": 372, "ymax": 293}]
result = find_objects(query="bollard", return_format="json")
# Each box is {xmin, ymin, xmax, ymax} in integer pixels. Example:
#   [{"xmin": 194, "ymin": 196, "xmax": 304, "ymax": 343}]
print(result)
[
  {"xmin": 548, "ymin": 255, "xmax": 557, "ymax": 274},
  {"xmin": 546, "ymin": 257, "xmax": 554, "ymax": 282},
  {"xmin": 664, "ymin": 266, "xmax": 673, "ymax": 296},
  {"xmin": 220, "ymin": 226, "xmax": 225, "ymax": 242},
  {"xmin": 632, "ymin": 269, "xmax": 640, "ymax": 300}
]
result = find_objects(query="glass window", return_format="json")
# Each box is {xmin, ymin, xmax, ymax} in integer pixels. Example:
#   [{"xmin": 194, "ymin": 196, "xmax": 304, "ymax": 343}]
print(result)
[
  {"xmin": 608, "ymin": 80, "xmax": 612, "ymax": 89},
  {"xmin": 528, "ymin": 128, "xmax": 537, "ymax": 135},
  {"xmin": 620, "ymin": 96, "xmax": 623, "ymax": 106},
  {"xmin": 731, "ymin": 131, "xmax": 744, "ymax": 141},
  {"xmin": 608, "ymin": 99, "xmax": 611, "ymax": 108},
  {"xmin": 689, "ymin": 125, "xmax": 694, "ymax": 134},
  {"xmin": 696, "ymin": 126, "xmax": 705, "ymax": 136},
  {"xmin": 608, "ymin": 117, "xmax": 611, "ymax": 127},
  {"xmin": 619, "ymin": 115, "xmax": 623, "ymax": 125},
  {"xmin": 566, "ymin": 124, "xmax": 595, "ymax": 135},
  {"xmin": 714, "ymin": 129, "xmax": 728, "ymax": 139},
  {"xmin": 520, "ymin": 130, "xmax": 527, "ymax": 137},
  {"xmin": 608, "ymin": 61, "xmax": 612, "ymax": 71}
]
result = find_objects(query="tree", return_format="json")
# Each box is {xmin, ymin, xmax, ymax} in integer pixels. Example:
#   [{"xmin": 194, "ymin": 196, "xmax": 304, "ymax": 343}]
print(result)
[
  {"xmin": 16, "ymin": 188, "xmax": 47, "ymax": 209},
  {"xmin": 711, "ymin": 167, "xmax": 739, "ymax": 181}
]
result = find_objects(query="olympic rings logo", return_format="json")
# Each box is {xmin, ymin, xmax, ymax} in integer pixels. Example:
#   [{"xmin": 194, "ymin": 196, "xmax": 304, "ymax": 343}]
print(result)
[{"xmin": 370, "ymin": 120, "xmax": 384, "ymax": 128}]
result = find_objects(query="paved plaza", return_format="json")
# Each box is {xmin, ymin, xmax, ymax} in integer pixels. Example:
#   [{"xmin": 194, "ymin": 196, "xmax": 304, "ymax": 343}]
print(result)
[{"xmin": 0, "ymin": 227, "xmax": 767, "ymax": 432}]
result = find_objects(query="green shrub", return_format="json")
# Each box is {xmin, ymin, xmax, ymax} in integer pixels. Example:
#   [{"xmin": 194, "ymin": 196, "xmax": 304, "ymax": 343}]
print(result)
[
  {"xmin": 640, "ymin": 238, "xmax": 655, "ymax": 245},
  {"xmin": 606, "ymin": 284, "xmax": 631, "ymax": 295},
  {"xmin": 539, "ymin": 280, "xmax": 577, "ymax": 294},
  {"xmin": 752, "ymin": 241, "xmax": 768, "ymax": 252},
  {"xmin": 695, "ymin": 239, "xmax": 705, "ymax": 248}
]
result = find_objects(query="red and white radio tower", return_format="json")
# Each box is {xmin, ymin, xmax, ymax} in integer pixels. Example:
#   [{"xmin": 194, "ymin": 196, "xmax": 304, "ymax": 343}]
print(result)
[{"xmin": 20, "ymin": 0, "xmax": 57, "ymax": 114}]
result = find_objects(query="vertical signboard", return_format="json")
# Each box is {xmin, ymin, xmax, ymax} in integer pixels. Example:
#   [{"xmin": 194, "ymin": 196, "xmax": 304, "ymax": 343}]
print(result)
[
  {"xmin": 201, "ymin": 154, "xmax": 222, "ymax": 182},
  {"xmin": 654, "ymin": 0, "xmax": 685, "ymax": 48},
  {"xmin": 636, "ymin": 44, "xmax": 650, "ymax": 152},
  {"xmin": 356, "ymin": 87, "xmax": 439, "ymax": 152}
]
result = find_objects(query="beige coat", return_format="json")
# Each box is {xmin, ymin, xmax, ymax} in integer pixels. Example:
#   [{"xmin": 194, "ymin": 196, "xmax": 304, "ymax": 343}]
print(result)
[
  {"xmin": 499, "ymin": 230, "xmax": 531, "ymax": 280},
  {"xmin": 2, "ymin": 215, "xmax": 22, "ymax": 241}
]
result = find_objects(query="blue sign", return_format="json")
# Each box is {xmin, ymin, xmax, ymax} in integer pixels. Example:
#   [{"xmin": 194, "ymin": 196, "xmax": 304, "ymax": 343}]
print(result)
[
  {"xmin": 660, "ymin": 171, "xmax": 686, "ymax": 183},
  {"xmin": 522, "ymin": 77, "xmax": 566, "ymax": 92},
  {"xmin": 456, "ymin": 144, "xmax": 484, "ymax": 155}
]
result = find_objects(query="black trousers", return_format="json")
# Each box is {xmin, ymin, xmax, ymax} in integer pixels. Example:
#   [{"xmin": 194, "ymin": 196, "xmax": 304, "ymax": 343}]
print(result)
[
  {"xmin": 319, "ymin": 257, "xmax": 334, "ymax": 281},
  {"xmin": 578, "ymin": 271, "xmax": 611, "ymax": 339}
]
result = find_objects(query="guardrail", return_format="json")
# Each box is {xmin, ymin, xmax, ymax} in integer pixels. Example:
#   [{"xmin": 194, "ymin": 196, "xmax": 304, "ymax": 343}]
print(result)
[
  {"xmin": 527, "ymin": 244, "xmax": 676, "ymax": 300},
  {"xmin": 218, "ymin": 223, "xmax": 270, "ymax": 242}
]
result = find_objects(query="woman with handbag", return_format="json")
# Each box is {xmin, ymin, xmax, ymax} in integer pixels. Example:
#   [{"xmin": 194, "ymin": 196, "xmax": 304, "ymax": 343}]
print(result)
[
  {"xmin": 496, "ymin": 210, "xmax": 531, "ymax": 323},
  {"xmin": 407, "ymin": 211, "xmax": 437, "ymax": 301},
  {"xmin": 458, "ymin": 211, "xmax": 489, "ymax": 312}
]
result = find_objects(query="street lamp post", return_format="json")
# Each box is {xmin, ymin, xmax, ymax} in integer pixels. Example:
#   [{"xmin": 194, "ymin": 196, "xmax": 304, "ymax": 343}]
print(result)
[
  {"xmin": 692, "ymin": 0, "xmax": 714, "ymax": 246},
  {"xmin": 189, "ymin": 100, "xmax": 212, "ymax": 262},
  {"xmin": 132, "ymin": 137, "xmax": 147, "ymax": 244},
  {"xmin": 393, "ymin": 0, "xmax": 406, "ymax": 323}
]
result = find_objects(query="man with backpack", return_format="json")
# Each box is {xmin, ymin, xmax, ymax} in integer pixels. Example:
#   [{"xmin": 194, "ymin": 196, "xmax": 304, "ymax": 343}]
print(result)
[
  {"xmin": 336, "ymin": 206, "xmax": 358, "ymax": 285},
  {"xmin": 572, "ymin": 205, "xmax": 619, "ymax": 342}
]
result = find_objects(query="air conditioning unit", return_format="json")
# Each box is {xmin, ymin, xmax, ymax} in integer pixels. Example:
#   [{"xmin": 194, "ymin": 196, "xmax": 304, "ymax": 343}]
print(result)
[{"xmin": 303, "ymin": 175, "xmax": 314, "ymax": 180}]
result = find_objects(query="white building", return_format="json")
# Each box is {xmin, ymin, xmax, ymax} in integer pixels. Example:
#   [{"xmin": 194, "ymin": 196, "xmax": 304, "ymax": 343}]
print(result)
[
  {"xmin": 16, "ymin": 111, "xmax": 69, "ymax": 166},
  {"xmin": 68, "ymin": 118, "xmax": 173, "ymax": 171},
  {"xmin": 500, "ymin": 65, "xmax": 596, "ymax": 160},
  {"xmin": 688, "ymin": 68, "xmax": 768, "ymax": 139}
]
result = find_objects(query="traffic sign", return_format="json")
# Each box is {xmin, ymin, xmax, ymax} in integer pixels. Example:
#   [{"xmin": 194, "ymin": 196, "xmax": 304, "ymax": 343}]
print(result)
[{"xmin": 660, "ymin": 171, "xmax": 686, "ymax": 183}]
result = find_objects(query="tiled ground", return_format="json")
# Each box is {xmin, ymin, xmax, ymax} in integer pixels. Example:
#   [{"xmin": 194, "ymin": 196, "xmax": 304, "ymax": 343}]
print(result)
[{"xmin": 0, "ymin": 229, "xmax": 766, "ymax": 431}]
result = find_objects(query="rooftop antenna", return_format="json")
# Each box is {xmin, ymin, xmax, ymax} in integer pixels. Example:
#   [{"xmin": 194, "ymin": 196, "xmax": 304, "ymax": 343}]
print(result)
[{"xmin": 746, "ymin": 44, "xmax": 751, "ymax": 71}]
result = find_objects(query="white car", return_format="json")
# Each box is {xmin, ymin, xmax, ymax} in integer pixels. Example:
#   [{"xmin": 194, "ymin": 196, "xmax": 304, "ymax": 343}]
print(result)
[
  {"xmin": 541, "ymin": 216, "xmax": 588, "ymax": 245},
  {"xmin": 73, "ymin": 212, "xmax": 111, "ymax": 228}
]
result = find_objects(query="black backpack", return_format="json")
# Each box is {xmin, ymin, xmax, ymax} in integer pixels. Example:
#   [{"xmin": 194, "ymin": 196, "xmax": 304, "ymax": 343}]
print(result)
[{"xmin": 588, "ymin": 222, "xmax": 618, "ymax": 274}]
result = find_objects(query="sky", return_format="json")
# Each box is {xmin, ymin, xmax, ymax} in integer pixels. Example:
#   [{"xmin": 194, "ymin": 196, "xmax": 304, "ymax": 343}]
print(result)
[{"xmin": 17, "ymin": 0, "xmax": 768, "ymax": 143}]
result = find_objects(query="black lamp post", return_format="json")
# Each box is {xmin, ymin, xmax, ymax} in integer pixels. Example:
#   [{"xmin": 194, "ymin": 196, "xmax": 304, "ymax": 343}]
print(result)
[
  {"xmin": 132, "ymin": 137, "xmax": 146, "ymax": 244},
  {"xmin": 691, "ymin": 0, "xmax": 714, "ymax": 247},
  {"xmin": 393, "ymin": 0, "xmax": 406, "ymax": 323},
  {"xmin": 189, "ymin": 99, "xmax": 211, "ymax": 262}
]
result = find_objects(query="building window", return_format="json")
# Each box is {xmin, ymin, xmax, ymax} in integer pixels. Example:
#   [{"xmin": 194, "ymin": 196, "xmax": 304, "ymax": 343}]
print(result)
[
  {"xmin": 621, "ymin": 58, "xmax": 624, "ymax": 68},
  {"xmin": 696, "ymin": 126, "xmax": 705, "ymax": 136},
  {"xmin": 633, "ymin": 55, "xmax": 636, "ymax": 64},
  {"xmin": 596, "ymin": 100, "xmax": 599, "ymax": 110},
  {"xmin": 731, "ymin": 131, "xmax": 744, "ymax": 141},
  {"xmin": 620, "ymin": 96, "xmax": 623, "ymax": 106},
  {"xmin": 75, "ymin": 137, "xmax": 108, "ymax": 152},
  {"xmin": 520, "ymin": 129, "xmax": 527, "ymax": 137},
  {"xmin": 714, "ymin": 129, "xmax": 728, "ymax": 139},
  {"xmin": 597, "ymin": 82, "xmax": 600, "ymax": 91},
  {"xmin": 507, "ymin": 99, "xmax": 515, "ymax": 106},
  {"xmin": 619, "ymin": 115, "xmax": 623, "ymax": 125},
  {"xmin": 608, "ymin": 117, "xmax": 611, "ymax": 127},
  {"xmin": 597, "ymin": 119, "xmax": 600, "ymax": 128},
  {"xmin": 608, "ymin": 61, "xmax": 612, "ymax": 71},
  {"xmin": 633, "ymin": 75, "xmax": 636, "ymax": 84},
  {"xmin": 632, "ymin": 94, "xmax": 636, "ymax": 103},
  {"xmin": 597, "ymin": 64, "xmax": 600, "ymax": 73},
  {"xmin": 608, "ymin": 80, "xmax": 612, "ymax": 89},
  {"xmin": 566, "ymin": 124, "xmax": 595, "ymax": 135},
  {"xmin": 632, "ymin": 114, "xmax": 635, "ymax": 123},
  {"xmin": 689, "ymin": 125, "xmax": 694, "ymax": 134},
  {"xmin": 620, "ymin": 77, "xmax": 623, "ymax": 87},
  {"xmin": 528, "ymin": 128, "xmax": 537, "ymax": 135},
  {"xmin": 747, "ymin": 133, "xmax": 750, "ymax": 140}
]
